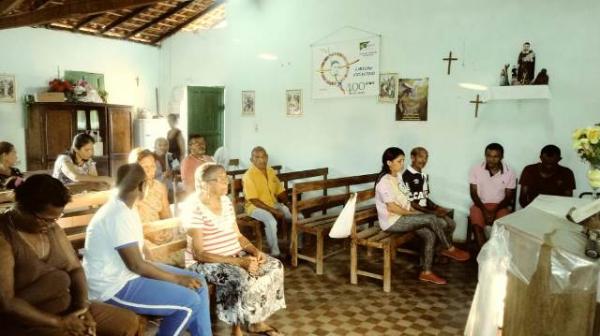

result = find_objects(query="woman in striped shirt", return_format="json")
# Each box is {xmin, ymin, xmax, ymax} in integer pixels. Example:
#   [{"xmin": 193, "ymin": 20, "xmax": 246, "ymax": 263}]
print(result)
[{"xmin": 183, "ymin": 163, "xmax": 285, "ymax": 336}]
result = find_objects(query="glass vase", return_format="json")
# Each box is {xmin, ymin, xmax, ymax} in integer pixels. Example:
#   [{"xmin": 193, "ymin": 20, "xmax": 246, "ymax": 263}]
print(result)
[{"xmin": 588, "ymin": 164, "xmax": 600, "ymax": 196}]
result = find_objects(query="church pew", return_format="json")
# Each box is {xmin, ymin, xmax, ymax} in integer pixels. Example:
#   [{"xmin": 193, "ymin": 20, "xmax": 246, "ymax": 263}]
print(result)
[
  {"xmin": 57, "ymin": 190, "xmax": 112, "ymax": 252},
  {"xmin": 349, "ymin": 189, "xmax": 416, "ymax": 293},
  {"xmin": 229, "ymin": 167, "xmax": 329, "ymax": 252},
  {"xmin": 290, "ymin": 173, "xmax": 378, "ymax": 275},
  {"xmin": 226, "ymin": 164, "xmax": 282, "ymax": 179}
]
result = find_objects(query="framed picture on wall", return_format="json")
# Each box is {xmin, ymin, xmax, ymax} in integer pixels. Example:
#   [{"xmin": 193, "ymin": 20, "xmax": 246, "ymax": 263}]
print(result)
[
  {"xmin": 242, "ymin": 90, "xmax": 255, "ymax": 116},
  {"xmin": 378, "ymin": 73, "xmax": 398, "ymax": 103},
  {"xmin": 0, "ymin": 74, "xmax": 16, "ymax": 103},
  {"xmin": 396, "ymin": 77, "xmax": 429, "ymax": 121},
  {"xmin": 286, "ymin": 89, "xmax": 303, "ymax": 116}
]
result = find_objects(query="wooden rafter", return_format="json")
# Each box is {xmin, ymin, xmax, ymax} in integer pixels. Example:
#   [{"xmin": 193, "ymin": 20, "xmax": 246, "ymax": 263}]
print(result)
[
  {"xmin": 72, "ymin": 12, "xmax": 103, "ymax": 31},
  {"xmin": 123, "ymin": 0, "xmax": 193, "ymax": 39},
  {"xmin": 47, "ymin": 24, "xmax": 154, "ymax": 45},
  {"xmin": 99, "ymin": 4, "xmax": 151, "ymax": 34},
  {"xmin": 0, "ymin": 0, "xmax": 161, "ymax": 30},
  {"xmin": 152, "ymin": 0, "xmax": 222, "ymax": 45},
  {"xmin": 0, "ymin": 0, "xmax": 25, "ymax": 15}
]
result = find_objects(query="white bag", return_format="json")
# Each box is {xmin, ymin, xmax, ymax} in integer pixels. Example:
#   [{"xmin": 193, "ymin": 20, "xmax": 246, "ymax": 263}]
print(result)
[{"xmin": 329, "ymin": 193, "xmax": 357, "ymax": 238}]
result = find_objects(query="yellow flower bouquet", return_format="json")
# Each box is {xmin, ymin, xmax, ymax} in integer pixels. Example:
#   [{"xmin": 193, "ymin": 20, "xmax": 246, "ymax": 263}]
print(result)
[{"xmin": 573, "ymin": 124, "xmax": 600, "ymax": 188}]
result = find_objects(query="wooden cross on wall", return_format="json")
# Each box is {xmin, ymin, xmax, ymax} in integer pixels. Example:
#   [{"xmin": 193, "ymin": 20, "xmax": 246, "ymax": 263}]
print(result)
[
  {"xmin": 470, "ymin": 94, "xmax": 485, "ymax": 118},
  {"xmin": 443, "ymin": 51, "xmax": 458, "ymax": 75}
]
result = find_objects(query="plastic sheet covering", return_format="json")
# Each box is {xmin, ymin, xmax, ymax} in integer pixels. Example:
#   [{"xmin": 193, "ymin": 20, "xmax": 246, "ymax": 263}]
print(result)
[{"xmin": 465, "ymin": 195, "xmax": 600, "ymax": 336}]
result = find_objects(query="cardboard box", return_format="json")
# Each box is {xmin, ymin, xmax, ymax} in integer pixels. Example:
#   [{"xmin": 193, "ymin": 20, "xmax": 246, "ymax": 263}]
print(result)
[{"xmin": 35, "ymin": 92, "xmax": 65, "ymax": 102}]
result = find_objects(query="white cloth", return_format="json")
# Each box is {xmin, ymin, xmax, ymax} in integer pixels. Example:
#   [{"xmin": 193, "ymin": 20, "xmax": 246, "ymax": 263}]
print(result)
[
  {"xmin": 82, "ymin": 198, "xmax": 144, "ymax": 301},
  {"xmin": 52, "ymin": 154, "xmax": 97, "ymax": 184},
  {"xmin": 329, "ymin": 193, "xmax": 356, "ymax": 238}
]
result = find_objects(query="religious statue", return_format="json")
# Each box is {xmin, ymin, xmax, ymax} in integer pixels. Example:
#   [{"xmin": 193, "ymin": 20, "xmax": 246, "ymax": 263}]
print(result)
[
  {"xmin": 517, "ymin": 42, "xmax": 535, "ymax": 84},
  {"xmin": 531, "ymin": 68, "xmax": 549, "ymax": 85},
  {"xmin": 510, "ymin": 66, "xmax": 519, "ymax": 86},
  {"xmin": 499, "ymin": 64, "xmax": 510, "ymax": 86}
]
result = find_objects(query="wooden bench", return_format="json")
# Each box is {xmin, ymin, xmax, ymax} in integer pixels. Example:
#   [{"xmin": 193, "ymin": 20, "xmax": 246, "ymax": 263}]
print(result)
[
  {"xmin": 290, "ymin": 173, "xmax": 378, "ymax": 275},
  {"xmin": 57, "ymin": 190, "xmax": 112, "ymax": 252},
  {"xmin": 230, "ymin": 167, "xmax": 329, "ymax": 253},
  {"xmin": 349, "ymin": 189, "xmax": 416, "ymax": 292}
]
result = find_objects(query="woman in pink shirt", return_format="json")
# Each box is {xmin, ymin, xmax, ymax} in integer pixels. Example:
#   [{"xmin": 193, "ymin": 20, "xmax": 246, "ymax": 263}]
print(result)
[{"xmin": 375, "ymin": 147, "xmax": 470, "ymax": 285}]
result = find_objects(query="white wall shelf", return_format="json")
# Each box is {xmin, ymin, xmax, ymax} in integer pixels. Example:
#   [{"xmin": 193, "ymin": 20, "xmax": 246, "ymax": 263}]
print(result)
[{"xmin": 485, "ymin": 85, "xmax": 551, "ymax": 101}]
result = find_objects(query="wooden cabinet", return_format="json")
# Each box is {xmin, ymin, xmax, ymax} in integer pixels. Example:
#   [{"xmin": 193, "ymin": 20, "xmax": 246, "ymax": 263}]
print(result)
[{"xmin": 26, "ymin": 102, "xmax": 133, "ymax": 177}]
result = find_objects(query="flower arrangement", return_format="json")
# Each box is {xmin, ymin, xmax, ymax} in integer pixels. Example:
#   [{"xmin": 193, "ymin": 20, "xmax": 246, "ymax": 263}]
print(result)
[
  {"xmin": 573, "ymin": 124, "xmax": 600, "ymax": 166},
  {"xmin": 573, "ymin": 124, "xmax": 600, "ymax": 189},
  {"xmin": 48, "ymin": 78, "xmax": 73, "ymax": 93}
]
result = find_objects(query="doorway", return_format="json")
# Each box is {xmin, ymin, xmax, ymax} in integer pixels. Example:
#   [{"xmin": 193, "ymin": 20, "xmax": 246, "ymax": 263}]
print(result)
[{"xmin": 187, "ymin": 86, "xmax": 224, "ymax": 155}]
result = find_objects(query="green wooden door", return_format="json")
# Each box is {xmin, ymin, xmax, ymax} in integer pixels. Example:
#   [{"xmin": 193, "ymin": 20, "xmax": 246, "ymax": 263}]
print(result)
[{"xmin": 187, "ymin": 86, "xmax": 224, "ymax": 155}]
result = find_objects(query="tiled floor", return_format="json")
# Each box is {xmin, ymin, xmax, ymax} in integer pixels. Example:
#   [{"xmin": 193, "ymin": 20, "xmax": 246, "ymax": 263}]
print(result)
[{"xmin": 204, "ymin": 246, "xmax": 478, "ymax": 336}]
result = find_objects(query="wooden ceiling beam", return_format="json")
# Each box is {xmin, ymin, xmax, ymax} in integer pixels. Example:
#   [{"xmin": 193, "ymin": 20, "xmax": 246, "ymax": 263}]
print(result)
[
  {"xmin": 99, "ymin": 4, "xmax": 151, "ymax": 34},
  {"xmin": 0, "ymin": 0, "xmax": 161, "ymax": 30},
  {"xmin": 0, "ymin": 0, "xmax": 26, "ymax": 15},
  {"xmin": 71, "ymin": 13, "xmax": 103, "ymax": 31},
  {"xmin": 123, "ymin": 0, "xmax": 193, "ymax": 39},
  {"xmin": 45, "ymin": 24, "xmax": 155, "ymax": 46},
  {"xmin": 152, "ymin": 0, "xmax": 223, "ymax": 45}
]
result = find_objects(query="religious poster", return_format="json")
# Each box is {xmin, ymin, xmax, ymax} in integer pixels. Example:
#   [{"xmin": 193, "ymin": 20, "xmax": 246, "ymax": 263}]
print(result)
[
  {"xmin": 312, "ymin": 37, "xmax": 380, "ymax": 99},
  {"xmin": 241, "ymin": 90, "xmax": 255, "ymax": 116},
  {"xmin": 396, "ymin": 78, "xmax": 428, "ymax": 121},
  {"xmin": 0, "ymin": 74, "xmax": 16, "ymax": 103},
  {"xmin": 378, "ymin": 73, "xmax": 398, "ymax": 103},
  {"xmin": 286, "ymin": 89, "xmax": 302, "ymax": 116}
]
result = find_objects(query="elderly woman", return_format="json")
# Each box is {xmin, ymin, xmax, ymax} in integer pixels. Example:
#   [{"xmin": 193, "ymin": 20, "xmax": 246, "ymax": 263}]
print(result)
[
  {"xmin": 184, "ymin": 163, "xmax": 285, "ymax": 336},
  {"xmin": 52, "ymin": 133, "xmax": 112, "ymax": 188},
  {"xmin": 0, "ymin": 174, "xmax": 139, "ymax": 335},
  {"xmin": 0, "ymin": 141, "xmax": 24, "ymax": 190},
  {"xmin": 153, "ymin": 137, "xmax": 175, "ymax": 181}
]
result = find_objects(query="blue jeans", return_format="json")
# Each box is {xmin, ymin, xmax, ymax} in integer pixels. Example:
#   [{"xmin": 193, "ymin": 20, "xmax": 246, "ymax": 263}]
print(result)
[
  {"xmin": 106, "ymin": 263, "xmax": 212, "ymax": 336},
  {"xmin": 250, "ymin": 204, "xmax": 302, "ymax": 255}
]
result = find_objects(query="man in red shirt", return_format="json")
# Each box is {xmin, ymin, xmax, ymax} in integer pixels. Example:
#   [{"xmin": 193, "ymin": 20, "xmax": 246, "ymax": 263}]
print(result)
[{"xmin": 519, "ymin": 145, "xmax": 575, "ymax": 208}]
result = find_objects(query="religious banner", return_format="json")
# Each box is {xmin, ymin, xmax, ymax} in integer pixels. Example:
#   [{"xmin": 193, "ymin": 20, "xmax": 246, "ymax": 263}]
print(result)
[
  {"xmin": 396, "ymin": 78, "xmax": 429, "ymax": 121},
  {"xmin": 312, "ymin": 37, "xmax": 380, "ymax": 99}
]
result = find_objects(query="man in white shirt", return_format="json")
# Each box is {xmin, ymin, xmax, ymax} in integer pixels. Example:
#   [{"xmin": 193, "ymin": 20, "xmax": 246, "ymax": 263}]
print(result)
[{"xmin": 83, "ymin": 163, "xmax": 212, "ymax": 336}]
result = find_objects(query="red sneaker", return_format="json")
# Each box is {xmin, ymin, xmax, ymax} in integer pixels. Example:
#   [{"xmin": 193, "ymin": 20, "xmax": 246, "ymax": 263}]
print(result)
[
  {"xmin": 419, "ymin": 272, "xmax": 447, "ymax": 285},
  {"xmin": 441, "ymin": 247, "xmax": 470, "ymax": 262}
]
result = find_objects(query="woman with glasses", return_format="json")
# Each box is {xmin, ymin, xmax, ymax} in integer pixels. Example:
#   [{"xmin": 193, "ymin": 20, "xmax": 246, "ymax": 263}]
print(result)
[
  {"xmin": 184, "ymin": 163, "xmax": 285, "ymax": 336},
  {"xmin": 0, "ymin": 174, "xmax": 140, "ymax": 336}
]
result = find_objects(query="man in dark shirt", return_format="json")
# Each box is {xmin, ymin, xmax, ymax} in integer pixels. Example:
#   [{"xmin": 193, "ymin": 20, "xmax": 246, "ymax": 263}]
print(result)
[
  {"xmin": 401, "ymin": 147, "xmax": 456, "ymax": 243},
  {"xmin": 519, "ymin": 145, "xmax": 576, "ymax": 208}
]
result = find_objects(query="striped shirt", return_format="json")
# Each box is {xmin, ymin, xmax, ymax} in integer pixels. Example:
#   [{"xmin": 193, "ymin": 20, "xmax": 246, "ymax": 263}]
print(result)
[{"xmin": 183, "ymin": 195, "xmax": 242, "ymax": 267}]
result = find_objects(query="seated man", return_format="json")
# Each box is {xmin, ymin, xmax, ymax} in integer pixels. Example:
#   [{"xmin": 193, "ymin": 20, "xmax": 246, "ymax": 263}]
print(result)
[
  {"xmin": 83, "ymin": 163, "xmax": 212, "ymax": 336},
  {"xmin": 469, "ymin": 143, "xmax": 517, "ymax": 248},
  {"xmin": 0, "ymin": 174, "xmax": 139, "ymax": 336},
  {"xmin": 242, "ymin": 146, "xmax": 291, "ymax": 257},
  {"xmin": 401, "ymin": 147, "xmax": 456, "ymax": 243},
  {"xmin": 519, "ymin": 144, "xmax": 575, "ymax": 208},
  {"xmin": 181, "ymin": 134, "xmax": 214, "ymax": 194}
]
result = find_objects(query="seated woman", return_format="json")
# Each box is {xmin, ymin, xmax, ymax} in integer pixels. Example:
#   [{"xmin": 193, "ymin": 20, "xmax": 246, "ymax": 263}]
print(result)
[
  {"xmin": 129, "ymin": 148, "xmax": 179, "ymax": 263},
  {"xmin": 181, "ymin": 134, "xmax": 214, "ymax": 194},
  {"xmin": 0, "ymin": 174, "xmax": 139, "ymax": 336},
  {"xmin": 52, "ymin": 133, "xmax": 112, "ymax": 189},
  {"xmin": 0, "ymin": 141, "xmax": 24, "ymax": 190},
  {"xmin": 375, "ymin": 147, "xmax": 470, "ymax": 285},
  {"xmin": 184, "ymin": 163, "xmax": 285, "ymax": 336}
]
